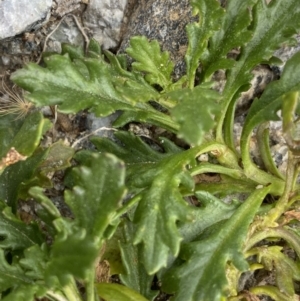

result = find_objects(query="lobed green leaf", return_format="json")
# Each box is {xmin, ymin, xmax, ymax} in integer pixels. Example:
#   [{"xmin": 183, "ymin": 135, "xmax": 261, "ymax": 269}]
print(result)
[
  {"xmin": 0, "ymin": 202, "xmax": 43, "ymax": 250},
  {"xmin": 0, "ymin": 149, "xmax": 48, "ymax": 209},
  {"xmin": 169, "ymin": 84, "xmax": 221, "ymax": 145},
  {"xmin": 162, "ymin": 186, "xmax": 270, "ymax": 301},
  {"xmin": 119, "ymin": 219, "xmax": 158, "ymax": 301},
  {"xmin": 0, "ymin": 112, "xmax": 45, "ymax": 160},
  {"xmin": 241, "ymin": 51, "xmax": 300, "ymax": 167},
  {"xmin": 11, "ymin": 55, "xmax": 132, "ymax": 115},
  {"xmin": 224, "ymin": 0, "xmax": 300, "ymax": 100},
  {"xmin": 185, "ymin": 0, "xmax": 224, "ymax": 86},
  {"xmin": 90, "ymin": 131, "xmax": 180, "ymax": 190},
  {"xmin": 133, "ymin": 153, "xmax": 195, "ymax": 274},
  {"xmin": 200, "ymin": 0, "xmax": 257, "ymax": 81},
  {"xmin": 64, "ymin": 152, "xmax": 126, "ymax": 242},
  {"xmin": 126, "ymin": 36, "xmax": 174, "ymax": 90},
  {"xmin": 179, "ymin": 191, "xmax": 240, "ymax": 243},
  {"xmin": 0, "ymin": 284, "xmax": 44, "ymax": 301},
  {"xmin": 0, "ymin": 249, "xmax": 33, "ymax": 291},
  {"xmin": 46, "ymin": 231, "xmax": 99, "ymax": 282},
  {"xmin": 19, "ymin": 245, "xmax": 48, "ymax": 280},
  {"xmin": 220, "ymin": 0, "xmax": 300, "ymax": 145}
]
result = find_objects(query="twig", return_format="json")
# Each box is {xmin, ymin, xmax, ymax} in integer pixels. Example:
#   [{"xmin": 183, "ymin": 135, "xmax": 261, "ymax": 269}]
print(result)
[
  {"xmin": 71, "ymin": 127, "xmax": 118, "ymax": 149},
  {"xmin": 37, "ymin": 13, "xmax": 90, "ymax": 64}
]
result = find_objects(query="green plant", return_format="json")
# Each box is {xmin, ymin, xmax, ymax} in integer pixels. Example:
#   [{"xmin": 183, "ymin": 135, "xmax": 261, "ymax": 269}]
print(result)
[{"xmin": 1, "ymin": 0, "xmax": 300, "ymax": 300}]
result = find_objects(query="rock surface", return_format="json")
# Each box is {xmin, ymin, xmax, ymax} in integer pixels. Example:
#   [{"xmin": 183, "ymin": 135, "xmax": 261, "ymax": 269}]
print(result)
[
  {"xmin": 0, "ymin": 0, "xmax": 52, "ymax": 40},
  {"xmin": 52, "ymin": 0, "xmax": 83, "ymax": 17},
  {"xmin": 83, "ymin": 0, "xmax": 127, "ymax": 50},
  {"xmin": 43, "ymin": 15, "xmax": 85, "ymax": 54}
]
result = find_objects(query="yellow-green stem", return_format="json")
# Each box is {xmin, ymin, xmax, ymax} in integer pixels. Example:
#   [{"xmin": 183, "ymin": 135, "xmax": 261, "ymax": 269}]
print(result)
[{"xmin": 262, "ymin": 151, "xmax": 297, "ymax": 226}]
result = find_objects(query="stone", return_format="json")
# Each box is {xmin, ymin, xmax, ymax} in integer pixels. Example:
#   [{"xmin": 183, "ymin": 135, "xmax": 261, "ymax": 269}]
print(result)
[
  {"xmin": 43, "ymin": 15, "xmax": 85, "ymax": 54},
  {"xmin": 274, "ymin": 35, "xmax": 300, "ymax": 72},
  {"xmin": 83, "ymin": 0, "xmax": 127, "ymax": 50},
  {"xmin": 0, "ymin": 0, "xmax": 52, "ymax": 40},
  {"xmin": 52, "ymin": 0, "xmax": 82, "ymax": 17}
]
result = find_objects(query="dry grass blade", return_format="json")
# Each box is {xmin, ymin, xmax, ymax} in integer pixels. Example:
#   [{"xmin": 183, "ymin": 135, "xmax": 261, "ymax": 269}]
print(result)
[{"xmin": 0, "ymin": 76, "xmax": 33, "ymax": 119}]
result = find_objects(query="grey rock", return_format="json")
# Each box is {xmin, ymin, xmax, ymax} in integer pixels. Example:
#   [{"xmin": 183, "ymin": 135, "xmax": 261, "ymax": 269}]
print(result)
[
  {"xmin": 43, "ymin": 15, "xmax": 85, "ymax": 54},
  {"xmin": 86, "ymin": 112, "xmax": 120, "ymax": 139},
  {"xmin": 274, "ymin": 35, "xmax": 300, "ymax": 71},
  {"xmin": 52, "ymin": 0, "xmax": 82, "ymax": 17},
  {"xmin": 83, "ymin": 0, "xmax": 127, "ymax": 49},
  {"xmin": 0, "ymin": 0, "xmax": 52, "ymax": 40}
]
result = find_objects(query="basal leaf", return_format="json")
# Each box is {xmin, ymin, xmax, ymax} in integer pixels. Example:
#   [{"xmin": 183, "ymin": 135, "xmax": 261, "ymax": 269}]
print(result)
[
  {"xmin": 11, "ymin": 55, "xmax": 132, "ymax": 116},
  {"xmin": 29, "ymin": 187, "xmax": 61, "ymax": 238},
  {"xmin": 169, "ymin": 84, "xmax": 221, "ymax": 145},
  {"xmin": 61, "ymin": 43, "xmax": 85, "ymax": 60},
  {"xmin": 0, "ymin": 112, "xmax": 45, "ymax": 160},
  {"xmin": 0, "ymin": 202, "xmax": 43, "ymax": 250},
  {"xmin": 0, "ymin": 115, "xmax": 23, "ymax": 160},
  {"xmin": 200, "ymin": 0, "xmax": 257, "ymax": 81},
  {"xmin": 89, "ymin": 131, "xmax": 179, "ymax": 190},
  {"xmin": 104, "ymin": 49, "xmax": 163, "ymax": 104},
  {"xmin": 0, "ymin": 149, "xmax": 48, "ymax": 209},
  {"xmin": 87, "ymin": 38, "xmax": 102, "ymax": 56},
  {"xmin": 179, "ymin": 191, "xmax": 239, "ymax": 243},
  {"xmin": 19, "ymin": 245, "xmax": 48, "ymax": 279},
  {"xmin": 91, "ymin": 131, "xmax": 168, "ymax": 164},
  {"xmin": 241, "ymin": 51, "xmax": 300, "ymax": 165},
  {"xmin": 185, "ymin": 0, "xmax": 225, "ymax": 86},
  {"xmin": 0, "ymin": 246, "xmax": 47, "ymax": 300},
  {"xmin": 11, "ymin": 43, "xmax": 173, "ymax": 130},
  {"xmin": 162, "ymin": 186, "xmax": 270, "ymax": 301},
  {"xmin": 119, "ymin": 219, "xmax": 158, "ymax": 301},
  {"xmin": 133, "ymin": 152, "xmax": 195, "ymax": 274},
  {"xmin": 8, "ymin": 112, "xmax": 45, "ymax": 157},
  {"xmin": 31, "ymin": 153, "xmax": 127, "ymax": 283},
  {"xmin": 223, "ymin": 0, "xmax": 300, "ymax": 112},
  {"xmin": 114, "ymin": 80, "xmax": 160, "ymax": 104},
  {"xmin": 219, "ymin": 0, "xmax": 300, "ymax": 146},
  {"xmin": 96, "ymin": 283, "xmax": 149, "ymax": 301},
  {"xmin": 1, "ymin": 284, "xmax": 44, "ymax": 301},
  {"xmin": 126, "ymin": 36, "xmax": 174, "ymax": 90},
  {"xmin": 64, "ymin": 152, "xmax": 126, "ymax": 243},
  {"xmin": 29, "ymin": 186, "xmax": 61, "ymax": 219},
  {"xmin": 46, "ymin": 231, "xmax": 99, "ymax": 282},
  {"xmin": 0, "ymin": 249, "xmax": 33, "ymax": 291}
]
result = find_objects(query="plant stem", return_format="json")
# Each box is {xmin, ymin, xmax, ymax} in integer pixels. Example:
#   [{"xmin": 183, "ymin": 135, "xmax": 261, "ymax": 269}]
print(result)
[
  {"xmin": 192, "ymin": 141, "xmax": 285, "ymax": 195},
  {"xmin": 257, "ymin": 122, "xmax": 285, "ymax": 179},
  {"xmin": 287, "ymin": 193, "xmax": 300, "ymax": 207},
  {"xmin": 46, "ymin": 291, "xmax": 70, "ymax": 301},
  {"xmin": 262, "ymin": 150, "xmax": 297, "ymax": 225},
  {"xmin": 62, "ymin": 278, "xmax": 82, "ymax": 301},
  {"xmin": 245, "ymin": 227, "xmax": 300, "ymax": 257},
  {"xmin": 86, "ymin": 272, "xmax": 96, "ymax": 301},
  {"xmin": 190, "ymin": 163, "xmax": 245, "ymax": 180},
  {"xmin": 250, "ymin": 285, "xmax": 292, "ymax": 301},
  {"xmin": 114, "ymin": 193, "xmax": 142, "ymax": 219}
]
